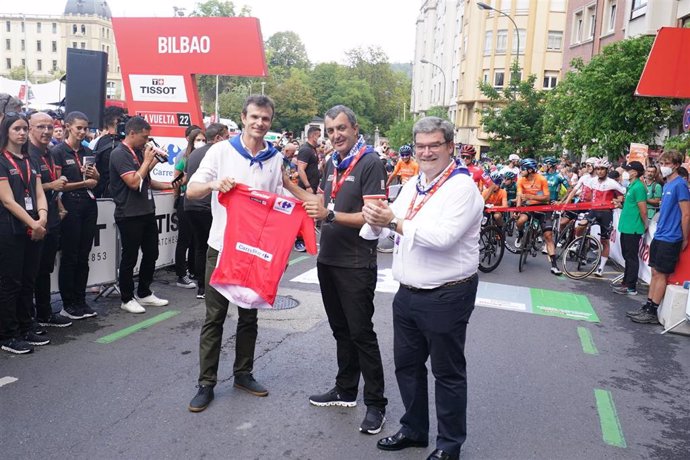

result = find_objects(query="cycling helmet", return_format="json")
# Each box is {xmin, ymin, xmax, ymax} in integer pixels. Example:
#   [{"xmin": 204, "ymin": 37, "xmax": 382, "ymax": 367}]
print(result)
[
  {"xmin": 585, "ymin": 157, "xmax": 598, "ymax": 166},
  {"xmin": 596, "ymin": 158, "xmax": 610, "ymax": 169},
  {"xmin": 508, "ymin": 153, "xmax": 520, "ymax": 162},
  {"xmin": 490, "ymin": 171, "xmax": 504, "ymax": 185},
  {"xmin": 503, "ymin": 171, "xmax": 516, "ymax": 180},
  {"xmin": 544, "ymin": 156, "xmax": 558, "ymax": 167},
  {"xmin": 459, "ymin": 144, "xmax": 476, "ymax": 157},
  {"xmin": 520, "ymin": 158, "xmax": 538, "ymax": 171},
  {"xmin": 399, "ymin": 144, "xmax": 412, "ymax": 156}
]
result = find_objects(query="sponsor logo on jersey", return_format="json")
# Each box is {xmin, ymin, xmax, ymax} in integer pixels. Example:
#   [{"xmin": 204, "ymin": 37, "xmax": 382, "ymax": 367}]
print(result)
[
  {"xmin": 236, "ymin": 242, "xmax": 273, "ymax": 262},
  {"xmin": 273, "ymin": 198, "xmax": 295, "ymax": 215}
]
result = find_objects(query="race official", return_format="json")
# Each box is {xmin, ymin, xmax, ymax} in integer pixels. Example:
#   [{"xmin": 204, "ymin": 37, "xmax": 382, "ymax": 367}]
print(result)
[
  {"xmin": 297, "ymin": 125, "xmax": 321, "ymax": 194},
  {"xmin": 303, "ymin": 105, "xmax": 389, "ymax": 435},
  {"xmin": 28, "ymin": 112, "xmax": 71, "ymax": 328},
  {"xmin": 109, "ymin": 116, "xmax": 171, "ymax": 314},
  {"xmin": 362, "ymin": 117, "xmax": 483, "ymax": 460}
]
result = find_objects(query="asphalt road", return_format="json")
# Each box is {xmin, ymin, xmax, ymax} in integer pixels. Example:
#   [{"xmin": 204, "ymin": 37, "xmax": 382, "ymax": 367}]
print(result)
[{"xmin": 2, "ymin": 249, "xmax": 689, "ymax": 459}]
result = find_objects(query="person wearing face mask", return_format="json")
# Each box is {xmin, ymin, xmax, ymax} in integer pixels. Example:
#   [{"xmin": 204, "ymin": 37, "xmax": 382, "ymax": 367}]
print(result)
[
  {"xmin": 628, "ymin": 151, "xmax": 690, "ymax": 324},
  {"xmin": 643, "ymin": 165, "xmax": 663, "ymax": 220},
  {"xmin": 613, "ymin": 161, "xmax": 647, "ymax": 297}
]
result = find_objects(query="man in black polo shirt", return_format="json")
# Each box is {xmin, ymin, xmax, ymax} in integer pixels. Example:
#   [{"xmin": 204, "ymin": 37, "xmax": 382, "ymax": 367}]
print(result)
[
  {"xmin": 92, "ymin": 106, "xmax": 125, "ymax": 198},
  {"xmin": 297, "ymin": 126, "xmax": 321, "ymax": 194},
  {"xmin": 304, "ymin": 105, "xmax": 388, "ymax": 435},
  {"xmin": 28, "ymin": 111, "xmax": 71, "ymax": 328},
  {"xmin": 53, "ymin": 111, "xmax": 100, "ymax": 320},
  {"xmin": 184, "ymin": 122, "xmax": 229, "ymax": 299},
  {"xmin": 110, "ymin": 116, "xmax": 173, "ymax": 314}
]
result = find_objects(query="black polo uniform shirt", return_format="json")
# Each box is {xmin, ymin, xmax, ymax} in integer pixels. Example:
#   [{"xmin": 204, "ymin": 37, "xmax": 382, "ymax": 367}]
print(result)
[
  {"xmin": 51, "ymin": 141, "xmax": 95, "ymax": 202},
  {"xmin": 28, "ymin": 142, "xmax": 60, "ymax": 231},
  {"xmin": 184, "ymin": 143, "xmax": 212, "ymax": 212},
  {"xmin": 297, "ymin": 142, "xmax": 320, "ymax": 191},
  {"xmin": 0, "ymin": 151, "xmax": 40, "ymax": 235},
  {"xmin": 318, "ymin": 149, "xmax": 387, "ymax": 268},
  {"xmin": 109, "ymin": 143, "xmax": 155, "ymax": 220}
]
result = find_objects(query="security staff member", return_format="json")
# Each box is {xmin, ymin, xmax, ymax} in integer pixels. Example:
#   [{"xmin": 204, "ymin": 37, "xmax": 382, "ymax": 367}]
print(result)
[
  {"xmin": 0, "ymin": 112, "xmax": 49, "ymax": 355},
  {"xmin": 52, "ymin": 111, "xmax": 99, "ymax": 320},
  {"xmin": 110, "ymin": 116, "xmax": 171, "ymax": 314},
  {"xmin": 28, "ymin": 112, "xmax": 71, "ymax": 328}
]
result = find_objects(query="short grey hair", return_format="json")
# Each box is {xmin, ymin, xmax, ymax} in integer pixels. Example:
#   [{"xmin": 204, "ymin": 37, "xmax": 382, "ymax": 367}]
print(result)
[
  {"xmin": 324, "ymin": 105, "xmax": 357, "ymax": 127},
  {"xmin": 412, "ymin": 117, "xmax": 454, "ymax": 143}
]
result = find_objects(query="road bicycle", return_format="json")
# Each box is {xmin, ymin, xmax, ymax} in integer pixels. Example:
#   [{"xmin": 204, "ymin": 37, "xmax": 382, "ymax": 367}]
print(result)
[
  {"xmin": 551, "ymin": 209, "xmax": 577, "ymax": 257},
  {"xmin": 560, "ymin": 216, "xmax": 604, "ymax": 279},
  {"xmin": 517, "ymin": 212, "xmax": 544, "ymax": 273},
  {"xmin": 479, "ymin": 211, "xmax": 505, "ymax": 273}
]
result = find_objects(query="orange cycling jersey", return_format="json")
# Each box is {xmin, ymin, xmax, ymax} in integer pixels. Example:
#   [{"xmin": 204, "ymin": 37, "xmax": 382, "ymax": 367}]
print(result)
[
  {"xmin": 517, "ymin": 174, "xmax": 549, "ymax": 205},
  {"xmin": 485, "ymin": 188, "xmax": 507, "ymax": 207},
  {"xmin": 391, "ymin": 159, "xmax": 419, "ymax": 184}
]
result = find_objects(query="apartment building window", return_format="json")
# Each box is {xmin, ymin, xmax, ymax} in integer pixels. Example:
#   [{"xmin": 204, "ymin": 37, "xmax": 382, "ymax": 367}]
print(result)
[
  {"xmin": 550, "ymin": 0, "xmax": 566, "ymax": 11},
  {"xmin": 5, "ymin": 39, "xmax": 9, "ymax": 51},
  {"xmin": 6, "ymin": 58, "xmax": 11, "ymax": 70},
  {"xmin": 515, "ymin": 0, "xmax": 529, "ymax": 12},
  {"xmin": 547, "ymin": 31, "xmax": 563, "ymax": 50},
  {"xmin": 573, "ymin": 11, "xmax": 584, "ymax": 43},
  {"xmin": 604, "ymin": 1, "xmax": 617, "ymax": 33},
  {"xmin": 631, "ymin": 0, "xmax": 647, "ymax": 19},
  {"xmin": 52, "ymin": 60, "xmax": 58, "ymax": 71},
  {"xmin": 72, "ymin": 42, "xmax": 77, "ymax": 48},
  {"xmin": 81, "ymin": 25, "xmax": 86, "ymax": 34},
  {"xmin": 21, "ymin": 59, "xmax": 25, "ymax": 67},
  {"xmin": 496, "ymin": 30, "xmax": 508, "ymax": 53},
  {"xmin": 80, "ymin": 42, "xmax": 86, "ymax": 49},
  {"xmin": 52, "ymin": 41, "xmax": 57, "ymax": 53},
  {"xmin": 512, "ymin": 29, "xmax": 526, "ymax": 54},
  {"xmin": 484, "ymin": 31, "xmax": 493, "ymax": 56},
  {"xmin": 543, "ymin": 72, "xmax": 558, "ymax": 89},
  {"xmin": 483, "ymin": 70, "xmax": 490, "ymax": 84},
  {"xmin": 5, "ymin": 21, "xmax": 10, "ymax": 33},
  {"xmin": 586, "ymin": 5, "xmax": 596, "ymax": 40},
  {"xmin": 36, "ymin": 40, "xmax": 42, "ymax": 52},
  {"xmin": 52, "ymin": 22, "xmax": 57, "ymax": 34},
  {"xmin": 72, "ymin": 24, "xmax": 77, "ymax": 34},
  {"xmin": 21, "ymin": 39, "xmax": 25, "ymax": 51},
  {"xmin": 37, "ymin": 59, "xmax": 42, "ymax": 71},
  {"xmin": 21, "ymin": 22, "xmax": 24, "ymax": 33},
  {"xmin": 37, "ymin": 22, "xmax": 42, "ymax": 33},
  {"xmin": 494, "ymin": 70, "xmax": 505, "ymax": 88}
]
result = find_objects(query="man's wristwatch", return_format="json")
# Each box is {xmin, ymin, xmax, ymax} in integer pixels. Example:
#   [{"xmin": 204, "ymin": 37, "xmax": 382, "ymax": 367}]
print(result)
[
  {"xmin": 387, "ymin": 217, "xmax": 399, "ymax": 232},
  {"xmin": 326, "ymin": 210, "xmax": 336, "ymax": 223}
]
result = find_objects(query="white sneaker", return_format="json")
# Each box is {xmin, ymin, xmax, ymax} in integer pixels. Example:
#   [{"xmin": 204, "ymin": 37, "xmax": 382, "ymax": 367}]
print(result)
[
  {"xmin": 136, "ymin": 293, "xmax": 169, "ymax": 307},
  {"xmin": 121, "ymin": 299, "xmax": 145, "ymax": 314},
  {"xmin": 594, "ymin": 267, "xmax": 604, "ymax": 278}
]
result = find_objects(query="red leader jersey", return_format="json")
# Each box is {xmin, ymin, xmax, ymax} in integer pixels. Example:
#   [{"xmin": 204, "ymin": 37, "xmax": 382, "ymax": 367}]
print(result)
[{"xmin": 209, "ymin": 184, "xmax": 317, "ymax": 309}]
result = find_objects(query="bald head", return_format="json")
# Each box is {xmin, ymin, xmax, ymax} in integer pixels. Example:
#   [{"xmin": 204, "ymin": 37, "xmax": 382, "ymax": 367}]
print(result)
[
  {"xmin": 29, "ymin": 112, "xmax": 54, "ymax": 149},
  {"xmin": 283, "ymin": 143, "xmax": 297, "ymax": 159}
]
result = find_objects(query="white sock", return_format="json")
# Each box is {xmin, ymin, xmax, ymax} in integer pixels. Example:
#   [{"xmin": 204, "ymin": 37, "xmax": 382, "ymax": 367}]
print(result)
[{"xmin": 599, "ymin": 256, "xmax": 608, "ymax": 271}]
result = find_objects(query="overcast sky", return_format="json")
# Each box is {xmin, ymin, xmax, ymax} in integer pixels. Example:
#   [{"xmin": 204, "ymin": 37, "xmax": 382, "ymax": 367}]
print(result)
[{"xmin": 5, "ymin": 0, "xmax": 419, "ymax": 64}]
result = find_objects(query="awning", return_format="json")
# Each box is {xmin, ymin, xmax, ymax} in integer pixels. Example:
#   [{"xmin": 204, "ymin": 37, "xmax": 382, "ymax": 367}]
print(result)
[{"xmin": 636, "ymin": 27, "xmax": 690, "ymax": 98}]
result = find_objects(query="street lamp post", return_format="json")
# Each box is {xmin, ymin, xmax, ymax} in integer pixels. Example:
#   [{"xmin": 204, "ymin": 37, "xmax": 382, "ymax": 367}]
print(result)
[
  {"xmin": 477, "ymin": 2, "xmax": 520, "ymax": 85},
  {"xmin": 420, "ymin": 59, "xmax": 447, "ymax": 111}
]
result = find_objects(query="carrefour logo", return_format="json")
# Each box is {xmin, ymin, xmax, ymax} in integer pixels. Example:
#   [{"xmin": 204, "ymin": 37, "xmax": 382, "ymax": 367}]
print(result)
[
  {"xmin": 236, "ymin": 242, "xmax": 273, "ymax": 262},
  {"xmin": 274, "ymin": 198, "xmax": 295, "ymax": 215}
]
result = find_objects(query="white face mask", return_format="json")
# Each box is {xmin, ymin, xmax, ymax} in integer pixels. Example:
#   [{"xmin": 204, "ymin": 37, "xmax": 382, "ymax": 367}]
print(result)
[
  {"xmin": 660, "ymin": 166, "xmax": 674, "ymax": 178},
  {"xmin": 194, "ymin": 141, "xmax": 206, "ymax": 149}
]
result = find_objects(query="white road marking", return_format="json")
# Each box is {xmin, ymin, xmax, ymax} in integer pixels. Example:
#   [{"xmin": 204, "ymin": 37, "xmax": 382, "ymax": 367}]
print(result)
[{"xmin": 0, "ymin": 376, "xmax": 18, "ymax": 388}]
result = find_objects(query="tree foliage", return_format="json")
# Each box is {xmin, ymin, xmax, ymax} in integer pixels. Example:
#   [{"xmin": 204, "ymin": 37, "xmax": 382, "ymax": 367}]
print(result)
[
  {"xmin": 271, "ymin": 70, "xmax": 318, "ymax": 133},
  {"xmin": 190, "ymin": 0, "xmax": 250, "ymax": 17},
  {"xmin": 478, "ymin": 63, "xmax": 547, "ymax": 159},
  {"xmin": 265, "ymin": 32, "xmax": 310, "ymax": 70},
  {"xmin": 543, "ymin": 36, "xmax": 681, "ymax": 159},
  {"xmin": 8, "ymin": 66, "xmax": 34, "ymax": 83}
]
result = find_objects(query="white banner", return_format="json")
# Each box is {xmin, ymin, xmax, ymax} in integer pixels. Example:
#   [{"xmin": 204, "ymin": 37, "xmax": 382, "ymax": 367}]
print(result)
[{"xmin": 609, "ymin": 209, "xmax": 654, "ymax": 284}]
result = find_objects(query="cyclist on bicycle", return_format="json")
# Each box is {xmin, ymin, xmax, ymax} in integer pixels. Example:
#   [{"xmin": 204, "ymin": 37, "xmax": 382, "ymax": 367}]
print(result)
[
  {"xmin": 458, "ymin": 144, "xmax": 492, "ymax": 190},
  {"xmin": 574, "ymin": 158, "xmax": 626, "ymax": 277},
  {"xmin": 483, "ymin": 171, "xmax": 508, "ymax": 226},
  {"xmin": 515, "ymin": 158, "xmax": 562, "ymax": 275},
  {"xmin": 386, "ymin": 144, "xmax": 419, "ymax": 187},
  {"xmin": 502, "ymin": 171, "xmax": 518, "ymax": 206}
]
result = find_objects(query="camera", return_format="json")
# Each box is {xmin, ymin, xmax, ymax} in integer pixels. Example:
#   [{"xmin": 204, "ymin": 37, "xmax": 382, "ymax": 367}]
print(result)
[{"xmin": 115, "ymin": 114, "xmax": 131, "ymax": 140}]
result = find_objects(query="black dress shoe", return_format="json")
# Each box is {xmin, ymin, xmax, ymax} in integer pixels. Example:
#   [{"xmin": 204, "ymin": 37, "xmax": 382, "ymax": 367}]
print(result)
[
  {"xmin": 427, "ymin": 449, "xmax": 459, "ymax": 460},
  {"xmin": 188, "ymin": 385, "xmax": 214, "ymax": 412},
  {"xmin": 377, "ymin": 432, "xmax": 428, "ymax": 451}
]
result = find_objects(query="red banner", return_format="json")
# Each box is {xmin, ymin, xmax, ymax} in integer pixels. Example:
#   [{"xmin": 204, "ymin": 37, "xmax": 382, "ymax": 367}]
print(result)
[{"xmin": 484, "ymin": 202, "xmax": 616, "ymax": 214}]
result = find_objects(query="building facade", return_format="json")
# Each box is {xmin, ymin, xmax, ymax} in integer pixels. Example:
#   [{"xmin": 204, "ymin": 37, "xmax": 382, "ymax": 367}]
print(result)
[{"xmin": 0, "ymin": 0, "xmax": 122, "ymax": 99}]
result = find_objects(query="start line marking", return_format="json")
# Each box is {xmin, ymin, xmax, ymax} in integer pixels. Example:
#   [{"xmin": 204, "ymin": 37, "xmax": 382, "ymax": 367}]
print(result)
[{"xmin": 0, "ymin": 376, "xmax": 18, "ymax": 388}]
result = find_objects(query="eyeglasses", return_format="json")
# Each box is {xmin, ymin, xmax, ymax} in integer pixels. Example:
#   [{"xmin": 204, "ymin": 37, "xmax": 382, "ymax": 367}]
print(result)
[{"xmin": 415, "ymin": 142, "xmax": 448, "ymax": 153}]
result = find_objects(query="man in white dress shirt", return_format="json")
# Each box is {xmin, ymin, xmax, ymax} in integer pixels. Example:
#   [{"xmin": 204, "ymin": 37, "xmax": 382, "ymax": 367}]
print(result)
[{"xmin": 362, "ymin": 116, "xmax": 483, "ymax": 460}]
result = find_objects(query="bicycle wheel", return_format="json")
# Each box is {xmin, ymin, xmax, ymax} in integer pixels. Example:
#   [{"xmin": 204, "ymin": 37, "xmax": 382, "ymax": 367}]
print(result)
[
  {"xmin": 561, "ymin": 235, "xmax": 602, "ymax": 280},
  {"xmin": 504, "ymin": 216, "xmax": 520, "ymax": 254},
  {"xmin": 518, "ymin": 228, "xmax": 531, "ymax": 272},
  {"xmin": 479, "ymin": 225, "xmax": 505, "ymax": 273}
]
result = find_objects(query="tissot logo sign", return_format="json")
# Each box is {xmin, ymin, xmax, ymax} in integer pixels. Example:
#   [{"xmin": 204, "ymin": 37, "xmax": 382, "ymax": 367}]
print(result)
[{"xmin": 129, "ymin": 75, "xmax": 188, "ymax": 103}]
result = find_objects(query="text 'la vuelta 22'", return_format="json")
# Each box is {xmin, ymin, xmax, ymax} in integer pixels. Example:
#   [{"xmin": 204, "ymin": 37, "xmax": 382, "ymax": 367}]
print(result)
[{"xmin": 158, "ymin": 36, "xmax": 211, "ymax": 54}]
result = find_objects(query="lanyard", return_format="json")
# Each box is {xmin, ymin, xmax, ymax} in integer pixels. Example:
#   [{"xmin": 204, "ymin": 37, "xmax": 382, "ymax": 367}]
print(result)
[
  {"xmin": 330, "ymin": 146, "xmax": 366, "ymax": 201},
  {"xmin": 405, "ymin": 163, "xmax": 456, "ymax": 221},
  {"xmin": 64, "ymin": 143, "xmax": 83, "ymax": 170},
  {"xmin": 4, "ymin": 151, "xmax": 32, "ymax": 194},
  {"xmin": 122, "ymin": 142, "xmax": 141, "ymax": 168},
  {"xmin": 40, "ymin": 154, "xmax": 56, "ymax": 182}
]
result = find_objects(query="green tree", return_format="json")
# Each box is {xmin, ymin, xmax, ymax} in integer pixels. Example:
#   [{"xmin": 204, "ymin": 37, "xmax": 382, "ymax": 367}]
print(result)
[
  {"xmin": 308, "ymin": 63, "xmax": 347, "ymax": 116},
  {"xmin": 479, "ymin": 63, "xmax": 547, "ymax": 159},
  {"xmin": 271, "ymin": 69, "xmax": 318, "ymax": 133},
  {"xmin": 265, "ymin": 31, "xmax": 310, "ymax": 70},
  {"xmin": 8, "ymin": 66, "xmax": 34, "ymax": 83},
  {"xmin": 217, "ymin": 86, "xmax": 248, "ymax": 121},
  {"xmin": 386, "ymin": 116, "xmax": 416, "ymax": 150},
  {"xmin": 543, "ymin": 36, "xmax": 681, "ymax": 160},
  {"xmin": 190, "ymin": 0, "xmax": 250, "ymax": 17}
]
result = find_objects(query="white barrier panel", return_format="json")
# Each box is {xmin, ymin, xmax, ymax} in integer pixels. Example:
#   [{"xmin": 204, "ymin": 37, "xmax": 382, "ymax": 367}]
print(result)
[
  {"xmin": 50, "ymin": 199, "xmax": 119, "ymax": 289},
  {"xmin": 609, "ymin": 209, "xmax": 654, "ymax": 284},
  {"xmin": 132, "ymin": 191, "xmax": 178, "ymax": 274}
]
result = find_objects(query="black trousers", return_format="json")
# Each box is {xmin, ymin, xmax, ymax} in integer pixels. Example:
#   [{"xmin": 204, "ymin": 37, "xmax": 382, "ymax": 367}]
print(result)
[
  {"xmin": 187, "ymin": 210, "xmax": 212, "ymax": 289},
  {"xmin": 174, "ymin": 199, "xmax": 195, "ymax": 278},
  {"xmin": 59, "ymin": 196, "xmax": 97, "ymax": 308},
  {"xmin": 0, "ymin": 231, "xmax": 43, "ymax": 340},
  {"xmin": 198, "ymin": 247, "xmax": 258, "ymax": 386},
  {"xmin": 116, "ymin": 214, "xmax": 159, "ymax": 302},
  {"xmin": 620, "ymin": 232, "xmax": 642, "ymax": 289},
  {"xmin": 34, "ymin": 229, "xmax": 59, "ymax": 320},
  {"xmin": 317, "ymin": 262, "xmax": 387, "ymax": 409},
  {"xmin": 393, "ymin": 274, "xmax": 478, "ymax": 457}
]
